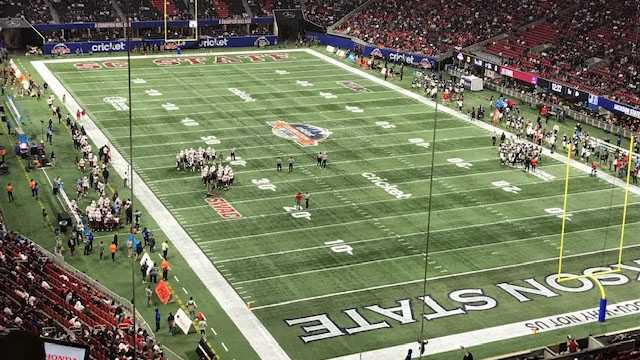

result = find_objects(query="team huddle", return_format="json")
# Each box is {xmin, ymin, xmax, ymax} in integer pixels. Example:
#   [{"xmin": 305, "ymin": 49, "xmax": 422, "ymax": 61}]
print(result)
[
  {"xmin": 498, "ymin": 139, "xmax": 542, "ymax": 172},
  {"xmin": 176, "ymin": 147, "xmax": 236, "ymax": 192}
]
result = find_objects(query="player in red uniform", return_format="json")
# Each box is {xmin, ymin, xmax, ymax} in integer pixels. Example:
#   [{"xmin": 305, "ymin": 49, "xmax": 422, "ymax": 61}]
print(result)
[{"xmin": 294, "ymin": 192, "xmax": 303, "ymax": 210}]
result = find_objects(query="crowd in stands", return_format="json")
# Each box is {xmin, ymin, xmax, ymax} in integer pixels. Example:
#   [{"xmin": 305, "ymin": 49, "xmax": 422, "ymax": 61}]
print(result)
[
  {"xmin": 51, "ymin": 0, "xmax": 119, "ymax": 23},
  {"xmin": 487, "ymin": 0, "xmax": 640, "ymax": 107},
  {"xmin": 0, "ymin": 0, "xmax": 52, "ymax": 23},
  {"xmin": 337, "ymin": 0, "xmax": 574, "ymax": 57},
  {"xmin": 303, "ymin": 0, "xmax": 367, "ymax": 27},
  {"xmin": 0, "ymin": 224, "xmax": 166, "ymax": 359}
]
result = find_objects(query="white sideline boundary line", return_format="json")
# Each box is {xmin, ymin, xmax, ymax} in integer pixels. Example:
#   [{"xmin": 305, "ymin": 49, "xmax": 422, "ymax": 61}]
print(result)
[{"xmin": 32, "ymin": 50, "xmax": 303, "ymax": 360}]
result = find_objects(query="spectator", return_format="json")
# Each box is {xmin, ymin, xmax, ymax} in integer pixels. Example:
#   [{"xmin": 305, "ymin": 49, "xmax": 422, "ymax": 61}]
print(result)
[
  {"xmin": 155, "ymin": 307, "xmax": 161, "ymax": 332},
  {"xmin": 160, "ymin": 258, "xmax": 171, "ymax": 281}
]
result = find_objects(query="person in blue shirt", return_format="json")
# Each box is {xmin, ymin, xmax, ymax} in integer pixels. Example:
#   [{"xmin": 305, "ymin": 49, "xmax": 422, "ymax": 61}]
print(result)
[{"xmin": 154, "ymin": 307, "xmax": 161, "ymax": 332}]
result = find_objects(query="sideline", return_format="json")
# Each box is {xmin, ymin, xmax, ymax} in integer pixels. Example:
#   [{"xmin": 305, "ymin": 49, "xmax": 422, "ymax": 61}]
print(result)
[{"xmin": 32, "ymin": 51, "xmax": 301, "ymax": 360}]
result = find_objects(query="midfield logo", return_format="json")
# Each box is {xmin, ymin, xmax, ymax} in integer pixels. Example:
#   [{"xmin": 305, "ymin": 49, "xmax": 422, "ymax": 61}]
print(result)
[{"xmin": 268, "ymin": 120, "xmax": 331, "ymax": 147}]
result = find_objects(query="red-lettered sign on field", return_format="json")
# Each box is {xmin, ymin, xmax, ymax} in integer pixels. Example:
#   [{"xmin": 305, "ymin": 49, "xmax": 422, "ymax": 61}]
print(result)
[{"xmin": 206, "ymin": 197, "xmax": 242, "ymax": 220}]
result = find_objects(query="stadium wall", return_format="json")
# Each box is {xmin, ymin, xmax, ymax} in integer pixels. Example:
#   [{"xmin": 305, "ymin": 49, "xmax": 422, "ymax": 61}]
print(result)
[
  {"xmin": 42, "ymin": 35, "xmax": 279, "ymax": 55},
  {"xmin": 305, "ymin": 31, "xmax": 437, "ymax": 69}
]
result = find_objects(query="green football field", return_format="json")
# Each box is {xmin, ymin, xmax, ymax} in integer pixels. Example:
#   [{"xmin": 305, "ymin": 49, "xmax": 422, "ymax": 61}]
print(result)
[{"xmin": 35, "ymin": 48, "xmax": 640, "ymax": 359}]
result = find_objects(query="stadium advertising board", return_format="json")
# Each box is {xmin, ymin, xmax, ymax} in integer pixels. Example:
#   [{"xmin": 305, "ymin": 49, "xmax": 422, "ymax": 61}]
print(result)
[
  {"xmin": 499, "ymin": 66, "xmax": 538, "ymax": 85},
  {"xmin": 537, "ymin": 78, "xmax": 590, "ymax": 102},
  {"xmin": 43, "ymin": 36, "xmax": 278, "ymax": 55},
  {"xmin": 594, "ymin": 97, "xmax": 640, "ymax": 119},
  {"xmin": 306, "ymin": 32, "xmax": 437, "ymax": 69}
]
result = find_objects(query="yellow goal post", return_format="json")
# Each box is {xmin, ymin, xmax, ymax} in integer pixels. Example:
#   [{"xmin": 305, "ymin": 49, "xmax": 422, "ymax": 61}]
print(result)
[{"xmin": 555, "ymin": 136, "xmax": 635, "ymax": 322}]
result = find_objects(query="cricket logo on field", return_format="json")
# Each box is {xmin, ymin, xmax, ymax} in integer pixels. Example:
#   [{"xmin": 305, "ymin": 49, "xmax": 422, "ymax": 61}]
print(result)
[
  {"xmin": 269, "ymin": 120, "xmax": 331, "ymax": 147},
  {"xmin": 103, "ymin": 96, "xmax": 129, "ymax": 111}
]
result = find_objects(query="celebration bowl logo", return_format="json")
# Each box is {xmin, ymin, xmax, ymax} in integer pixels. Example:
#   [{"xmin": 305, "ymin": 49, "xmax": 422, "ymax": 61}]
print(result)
[
  {"xmin": 419, "ymin": 58, "xmax": 433, "ymax": 69},
  {"xmin": 51, "ymin": 43, "xmax": 71, "ymax": 55},
  {"xmin": 254, "ymin": 36, "xmax": 271, "ymax": 48},
  {"xmin": 269, "ymin": 120, "xmax": 331, "ymax": 147},
  {"xmin": 370, "ymin": 48, "xmax": 384, "ymax": 58}
]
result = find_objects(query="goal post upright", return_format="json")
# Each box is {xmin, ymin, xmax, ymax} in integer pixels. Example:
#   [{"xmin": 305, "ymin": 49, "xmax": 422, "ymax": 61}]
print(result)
[
  {"xmin": 164, "ymin": 0, "xmax": 199, "ymax": 43},
  {"xmin": 616, "ymin": 135, "xmax": 635, "ymax": 269},
  {"xmin": 555, "ymin": 136, "xmax": 636, "ymax": 323}
]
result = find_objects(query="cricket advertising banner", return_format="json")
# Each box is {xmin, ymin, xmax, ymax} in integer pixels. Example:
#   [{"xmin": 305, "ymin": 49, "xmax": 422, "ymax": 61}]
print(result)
[{"xmin": 43, "ymin": 36, "xmax": 278, "ymax": 55}]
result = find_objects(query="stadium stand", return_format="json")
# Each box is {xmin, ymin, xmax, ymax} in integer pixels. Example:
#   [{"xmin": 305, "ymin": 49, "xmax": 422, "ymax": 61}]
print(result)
[
  {"xmin": 336, "ymin": 0, "xmax": 575, "ymax": 57},
  {"xmin": 485, "ymin": 0, "xmax": 640, "ymax": 107},
  {"xmin": 0, "ymin": 217, "xmax": 165, "ymax": 360},
  {"xmin": 302, "ymin": 0, "xmax": 368, "ymax": 27},
  {"xmin": 51, "ymin": 0, "xmax": 120, "ymax": 23},
  {"xmin": 0, "ymin": 0, "xmax": 53, "ymax": 23}
]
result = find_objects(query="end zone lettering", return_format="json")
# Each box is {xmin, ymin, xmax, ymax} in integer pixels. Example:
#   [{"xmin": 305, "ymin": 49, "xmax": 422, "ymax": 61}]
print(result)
[
  {"xmin": 285, "ymin": 259, "xmax": 640, "ymax": 344},
  {"xmin": 206, "ymin": 198, "xmax": 242, "ymax": 220}
]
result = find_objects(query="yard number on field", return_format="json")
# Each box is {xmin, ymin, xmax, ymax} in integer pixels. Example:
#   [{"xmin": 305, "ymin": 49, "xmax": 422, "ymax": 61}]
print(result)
[
  {"xmin": 491, "ymin": 180, "xmax": 521, "ymax": 194},
  {"xmin": 408, "ymin": 138, "xmax": 430, "ymax": 148},
  {"xmin": 283, "ymin": 206, "xmax": 311, "ymax": 220},
  {"xmin": 448, "ymin": 158, "xmax": 472, "ymax": 169},
  {"xmin": 181, "ymin": 117, "xmax": 199, "ymax": 127},
  {"xmin": 320, "ymin": 92, "xmax": 337, "ymax": 99},
  {"xmin": 376, "ymin": 121, "xmax": 396, "ymax": 129},
  {"xmin": 145, "ymin": 89, "xmax": 162, "ymax": 96},
  {"xmin": 296, "ymin": 80, "xmax": 314, "ymax": 87},
  {"xmin": 201, "ymin": 136, "xmax": 221, "ymax": 145},
  {"xmin": 324, "ymin": 240, "xmax": 353, "ymax": 255},
  {"xmin": 252, "ymin": 178, "xmax": 276, "ymax": 191},
  {"xmin": 226, "ymin": 156, "xmax": 247, "ymax": 167},
  {"xmin": 345, "ymin": 105, "xmax": 364, "ymax": 113},
  {"xmin": 162, "ymin": 102, "xmax": 179, "ymax": 111},
  {"xmin": 545, "ymin": 208, "xmax": 572, "ymax": 221}
]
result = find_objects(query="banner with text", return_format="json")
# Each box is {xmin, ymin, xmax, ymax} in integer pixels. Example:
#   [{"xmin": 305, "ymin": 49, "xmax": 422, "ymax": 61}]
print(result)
[{"xmin": 43, "ymin": 36, "xmax": 278, "ymax": 55}]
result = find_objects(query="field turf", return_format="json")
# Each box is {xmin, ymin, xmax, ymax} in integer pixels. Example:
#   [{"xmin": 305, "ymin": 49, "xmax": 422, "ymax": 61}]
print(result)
[{"xmin": 38, "ymin": 49, "xmax": 640, "ymax": 359}]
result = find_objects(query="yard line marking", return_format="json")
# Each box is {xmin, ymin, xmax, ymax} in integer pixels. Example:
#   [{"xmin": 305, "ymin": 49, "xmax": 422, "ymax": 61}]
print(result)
[
  {"xmin": 95, "ymin": 93, "xmax": 406, "ymax": 115},
  {"xmin": 83, "ymin": 85, "xmax": 397, "ymax": 107},
  {"xmin": 71, "ymin": 72, "xmax": 354, "ymax": 93},
  {"xmin": 125, "ymin": 127, "xmax": 477, "ymax": 152},
  {"xmin": 161, "ymin": 162, "xmax": 568, "ymax": 197},
  {"xmin": 221, "ymin": 342, "xmax": 229, "ymax": 352},
  {"xmin": 115, "ymin": 114, "xmax": 458, "ymax": 142},
  {"xmin": 250, "ymin": 241, "xmax": 640, "ymax": 311},
  {"xmin": 148, "ymin": 140, "xmax": 486, "ymax": 183},
  {"xmin": 136, "ymin": 139, "xmax": 491, "ymax": 169},
  {"xmin": 186, "ymin": 179, "xmax": 605, "ymax": 227},
  {"xmin": 173, "ymin": 276, "xmax": 180, "ymax": 283},
  {"xmin": 199, "ymin": 201, "xmax": 639, "ymax": 244},
  {"xmin": 94, "ymin": 96, "xmax": 435, "ymax": 122},
  {"xmin": 102, "ymin": 104, "xmax": 430, "ymax": 131},
  {"xmin": 210, "ymin": 327, "xmax": 218, "ymax": 336},
  {"xmin": 182, "ymin": 287, "xmax": 188, "ymax": 295}
]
